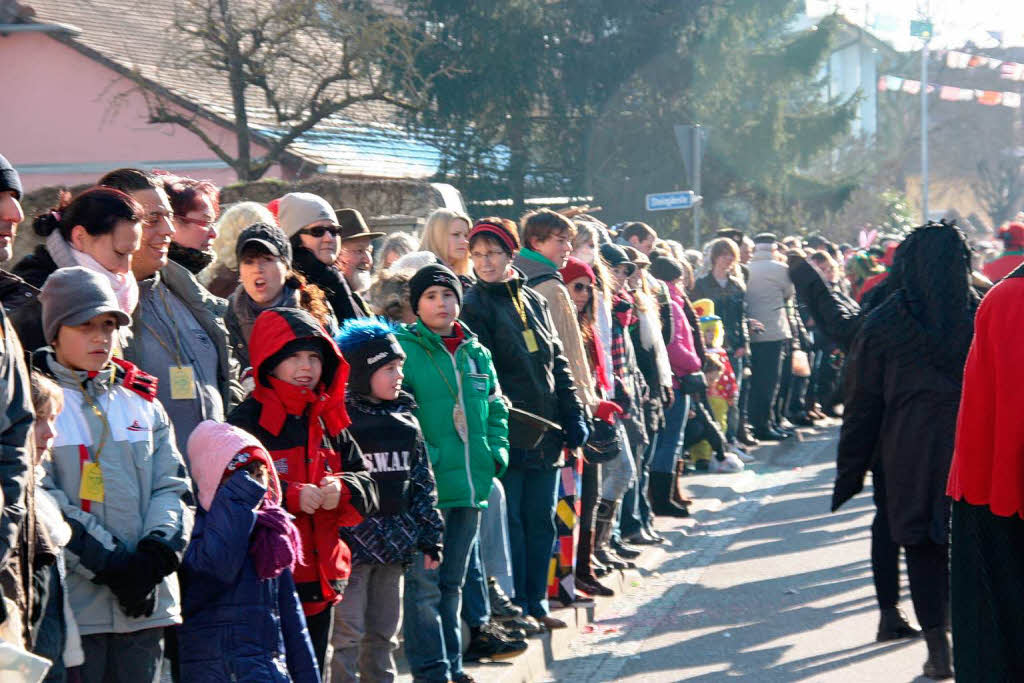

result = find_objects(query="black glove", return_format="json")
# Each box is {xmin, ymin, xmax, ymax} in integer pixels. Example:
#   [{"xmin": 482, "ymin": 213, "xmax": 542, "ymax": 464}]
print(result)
[
  {"xmin": 93, "ymin": 537, "xmax": 177, "ymax": 618},
  {"xmin": 563, "ymin": 418, "xmax": 590, "ymax": 449}
]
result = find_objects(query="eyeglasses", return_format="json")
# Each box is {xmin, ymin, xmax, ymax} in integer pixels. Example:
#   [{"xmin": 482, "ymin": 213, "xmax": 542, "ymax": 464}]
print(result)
[
  {"xmin": 178, "ymin": 215, "xmax": 213, "ymax": 229},
  {"xmin": 470, "ymin": 250, "xmax": 508, "ymax": 262},
  {"xmin": 572, "ymin": 282, "xmax": 593, "ymax": 293},
  {"xmin": 300, "ymin": 225, "xmax": 340, "ymax": 238}
]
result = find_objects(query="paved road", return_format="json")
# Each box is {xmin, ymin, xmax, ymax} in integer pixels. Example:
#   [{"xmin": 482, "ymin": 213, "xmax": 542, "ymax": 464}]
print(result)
[{"xmin": 548, "ymin": 424, "xmax": 937, "ymax": 683}]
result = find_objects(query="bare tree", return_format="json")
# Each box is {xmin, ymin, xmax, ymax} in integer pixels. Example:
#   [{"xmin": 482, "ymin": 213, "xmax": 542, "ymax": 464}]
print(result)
[
  {"xmin": 132, "ymin": 0, "xmax": 446, "ymax": 181},
  {"xmin": 973, "ymin": 153, "xmax": 1024, "ymax": 226}
]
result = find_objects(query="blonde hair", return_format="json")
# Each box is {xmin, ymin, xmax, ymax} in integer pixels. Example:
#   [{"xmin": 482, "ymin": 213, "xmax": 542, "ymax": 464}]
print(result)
[
  {"xmin": 209, "ymin": 202, "xmax": 277, "ymax": 271},
  {"xmin": 30, "ymin": 372, "xmax": 63, "ymax": 417},
  {"xmin": 420, "ymin": 208, "xmax": 472, "ymax": 277}
]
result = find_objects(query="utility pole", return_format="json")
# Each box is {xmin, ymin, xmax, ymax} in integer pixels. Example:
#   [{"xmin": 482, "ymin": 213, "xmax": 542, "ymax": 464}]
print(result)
[
  {"xmin": 692, "ymin": 125, "xmax": 703, "ymax": 248},
  {"xmin": 921, "ymin": 28, "xmax": 930, "ymax": 222}
]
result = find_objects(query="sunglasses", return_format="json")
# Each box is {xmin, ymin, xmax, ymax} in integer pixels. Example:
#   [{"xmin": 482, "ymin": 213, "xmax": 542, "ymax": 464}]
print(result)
[
  {"xmin": 572, "ymin": 282, "xmax": 593, "ymax": 293},
  {"xmin": 301, "ymin": 225, "xmax": 340, "ymax": 238}
]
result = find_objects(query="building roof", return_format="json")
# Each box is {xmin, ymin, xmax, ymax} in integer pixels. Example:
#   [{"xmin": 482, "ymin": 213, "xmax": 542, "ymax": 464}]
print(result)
[{"xmin": 5, "ymin": 0, "xmax": 441, "ymax": 180}]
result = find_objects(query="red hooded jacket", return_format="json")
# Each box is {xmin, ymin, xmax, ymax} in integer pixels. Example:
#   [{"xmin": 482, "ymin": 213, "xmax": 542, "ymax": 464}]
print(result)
[{"xmin": 227, "ymin": 307, "xmax": 379, "ymax": 615}]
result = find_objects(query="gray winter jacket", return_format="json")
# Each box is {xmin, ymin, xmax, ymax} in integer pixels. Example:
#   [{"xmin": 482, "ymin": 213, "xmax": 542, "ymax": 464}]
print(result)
[
  {"xmin": 38, "ymin": 350, "xmax": 194, "ymax": 636},
  {"xmin": 745, "ymin": 247, "xmax": 795, "ymax": 343}
]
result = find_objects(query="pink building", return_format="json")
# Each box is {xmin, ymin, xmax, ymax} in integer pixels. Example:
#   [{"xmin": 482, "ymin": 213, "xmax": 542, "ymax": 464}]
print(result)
[{"xmin": 0, "ymin": 0, "xmax": 440, "ymax": 192}]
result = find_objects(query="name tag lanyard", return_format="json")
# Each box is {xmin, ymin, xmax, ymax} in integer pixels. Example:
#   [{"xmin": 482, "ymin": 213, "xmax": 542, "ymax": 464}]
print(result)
[
  {"xmin": 76, "ymin": 375, "xmax": 113, "ymax": 503},
  {"xmin": 138, "ymin": 285, "xmax": 199, "ymax": 403},
  {"xmin": 505, "ymin": 282, "xmax": 538, "ymax": 353}
]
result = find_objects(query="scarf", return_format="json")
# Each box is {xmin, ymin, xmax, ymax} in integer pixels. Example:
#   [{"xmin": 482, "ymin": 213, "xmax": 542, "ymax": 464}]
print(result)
[
  {"xmin": 48, "ymin": 230, "xmax": 140, "ymax": 315},
  {"xmin": 168, "ymin": 242, "xmax": 215, "ymax": 275},
  {"xmin": 232, "ymin": 283, "xmax": 300, "ymax": 343},
  {"xmin": 249, "ymin": 503, "xmax": 304, "ymax": 580}
]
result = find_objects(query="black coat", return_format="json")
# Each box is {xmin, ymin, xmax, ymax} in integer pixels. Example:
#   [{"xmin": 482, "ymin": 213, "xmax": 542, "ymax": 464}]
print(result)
[
  {"xmin": 833, "ymin": 304, "xmax": 960, "ymax": 545},
  {"xmin": 0, "ymin": 271, "xmax": 37, "ymax": 314},
  {"xmin": 292, "ymin": 246, "xmax": 370, "ymax": 323},
  {"xmin": 461, "ymin": 273, "xmax": 585, "ymax": 468},
  {"xmin": 691, "ymin": 273, "xmax": 749, "ymax": 353}
]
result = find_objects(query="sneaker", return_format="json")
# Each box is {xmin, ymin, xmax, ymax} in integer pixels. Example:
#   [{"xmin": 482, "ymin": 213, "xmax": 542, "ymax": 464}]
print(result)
[
  {"xmin": 709, "ymin": 452, "xmax": 745, "ymax": 473},
  {"xmin": 464, "ymin": 622, "xmax": 528, "ymax": 661},
  {"xmin": 452, "ymin": 674, "xmax": 476, "ymax": 683},
  {"xmin": 735, "ymin": 450, "xmax": 755, "ymax": 463}
]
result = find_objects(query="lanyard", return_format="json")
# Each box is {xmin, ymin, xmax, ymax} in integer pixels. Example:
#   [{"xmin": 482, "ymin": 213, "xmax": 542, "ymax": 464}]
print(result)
[
  {"xmin": 76, "ymin": 375, "xmax": 113, "ymax": 463},
  {"xmin": 505, "ymin": 282, "xmax": 530, "ymax": 331},
  {"xmin": 138, "ymin": 284, "xmax": 186, "ymax": 367}
]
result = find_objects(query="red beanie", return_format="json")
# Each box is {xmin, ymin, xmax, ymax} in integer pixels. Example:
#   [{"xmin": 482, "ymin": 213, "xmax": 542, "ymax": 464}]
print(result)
[
  {"xmin": 559, "ymin": 256, "xmax": 595, "ymax": 285},
  {"xmin": 469, "ymin": 219, "xmax": 519, "ymax": 255},
  {"xmin": 999, "ymin": 222, "xmax": 1024, "ymax": 249}
]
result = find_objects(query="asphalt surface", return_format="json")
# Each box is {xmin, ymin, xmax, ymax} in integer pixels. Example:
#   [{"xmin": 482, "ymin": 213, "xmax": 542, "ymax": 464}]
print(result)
[{"xmin": 547, "ymin": 424, "xmax": 938, "ymax": 682}]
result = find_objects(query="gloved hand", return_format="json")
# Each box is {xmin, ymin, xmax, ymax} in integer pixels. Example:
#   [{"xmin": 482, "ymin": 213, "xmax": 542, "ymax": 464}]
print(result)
[
  {"xmin": 595, "ymin": 400, "xmax": 625, "ymax": 425},
  {"xmin": 564, "ymin": 418, "xmax": 590, "ymax": 449},
  {"xmin": 94, "ymin": 537, "xmax": 177, "ymax": 618}
]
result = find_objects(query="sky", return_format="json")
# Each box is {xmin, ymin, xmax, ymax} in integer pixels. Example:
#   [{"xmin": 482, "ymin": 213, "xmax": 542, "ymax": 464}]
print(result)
[{"xmin": 805, "ymin": 0, "xmax": 1024, "ymax": 50}]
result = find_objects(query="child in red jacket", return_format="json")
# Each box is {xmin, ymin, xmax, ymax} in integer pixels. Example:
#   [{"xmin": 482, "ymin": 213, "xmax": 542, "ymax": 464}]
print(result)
[{"xmin": 227, "ymin": 307, "xmax": 379, "ymax": 675}]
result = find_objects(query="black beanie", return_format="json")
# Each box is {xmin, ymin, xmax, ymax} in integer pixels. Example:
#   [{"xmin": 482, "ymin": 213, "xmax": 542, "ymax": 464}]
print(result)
[
  {"xmin": 335, "ymin": 318, "xmax": 407, "ymax": 397},
  {"xmin": 649, "ymin": 255, "xmax": 685, "ymax": 283},
  {"xmin": 0, "ymin": 154, "xmax": 22, "ymax": 200},
  {"xmin": 409, "ymin": 263, "xmax": 462, "ymax": 314}
]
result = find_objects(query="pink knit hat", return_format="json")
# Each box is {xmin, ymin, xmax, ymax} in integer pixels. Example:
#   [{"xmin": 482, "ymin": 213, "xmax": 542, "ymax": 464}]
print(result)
[{"xmin": 186, "ymin": 421, "xmax": 282, "ymax": 511}]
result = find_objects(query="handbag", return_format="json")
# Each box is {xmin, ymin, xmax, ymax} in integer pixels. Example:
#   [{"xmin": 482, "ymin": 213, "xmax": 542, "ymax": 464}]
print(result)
[{"xmin": 582, "ymin": 417, "xmax": 623, "ymax": 464}]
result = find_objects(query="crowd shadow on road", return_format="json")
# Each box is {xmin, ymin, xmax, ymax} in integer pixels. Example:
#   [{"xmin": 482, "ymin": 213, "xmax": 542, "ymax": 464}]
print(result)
[{"xmin": 561, "ymin": 443, "xmax": 931, "ymax": 682}]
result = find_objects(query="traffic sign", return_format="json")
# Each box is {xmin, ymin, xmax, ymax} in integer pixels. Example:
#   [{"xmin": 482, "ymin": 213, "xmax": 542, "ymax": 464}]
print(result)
[
  {"xmin": 645, "ymin": 190, "xmax": 701, "ymax": 212},
  {"xmin": 910, "ymin": 20, "xmax": 933, "ymax": 39}
]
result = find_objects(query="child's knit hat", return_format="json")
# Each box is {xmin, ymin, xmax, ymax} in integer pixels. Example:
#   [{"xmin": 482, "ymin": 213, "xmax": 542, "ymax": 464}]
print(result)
[
  {"xmin": 335, "ymin": 318, "xmax": 406, "ymax": 397},
  {"xmin": 187, "ymin": 420, "xmax": 281, "ymax": 511},
  {"xmin": 39, "ymin": 267, "xmax": 131, "ymax": 343}
]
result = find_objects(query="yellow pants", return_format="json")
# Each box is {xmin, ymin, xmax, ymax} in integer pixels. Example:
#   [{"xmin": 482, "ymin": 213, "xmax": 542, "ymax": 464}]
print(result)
[{"xmin": 689, "ymin": 396, "xmax": 730, "ymax": 463}]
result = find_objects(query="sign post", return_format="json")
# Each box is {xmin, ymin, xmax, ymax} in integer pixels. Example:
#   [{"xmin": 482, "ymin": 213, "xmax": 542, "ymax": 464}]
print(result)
[{"xmin": 674, "ymin": 124, "xmax": 706, "ymax": 246}]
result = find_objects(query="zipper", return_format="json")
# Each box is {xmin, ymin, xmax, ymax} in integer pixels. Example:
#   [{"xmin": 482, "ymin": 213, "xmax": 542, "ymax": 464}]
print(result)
[{"xmin": 448, "ymin": 341, "xmax": 476, "ymax": 505}]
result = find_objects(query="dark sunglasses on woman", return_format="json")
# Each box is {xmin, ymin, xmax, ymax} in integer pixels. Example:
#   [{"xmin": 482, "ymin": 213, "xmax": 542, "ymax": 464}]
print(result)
[
  {"xmin": 301, "ymin": 225, "xmax": 341, "ymax": 238},
  {"xmin": 572, "ymin": 282, "xmax": 593, "ymax": 293}
]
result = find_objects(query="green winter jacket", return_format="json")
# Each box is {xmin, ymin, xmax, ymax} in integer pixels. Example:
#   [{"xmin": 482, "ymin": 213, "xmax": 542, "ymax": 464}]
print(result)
[{"xmin": 395, "ymin": 319, "xmax": 508, "ymax": 509}]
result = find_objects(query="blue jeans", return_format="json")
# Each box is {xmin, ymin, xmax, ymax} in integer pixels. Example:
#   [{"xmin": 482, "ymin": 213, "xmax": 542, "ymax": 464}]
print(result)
[
  {"xmin": 727, "ymin": 353, "xmax": 745, "ymax": 441},
  {"xmin": 403, "ymin": 507, "xmax": 480, "ymax": 681},
  {"xmin": 502, "ymin": 465, "xmax": 559, "ymax": 618},
  {"xmin": 460, "ymin": 535, "xmax": 490, "ymax": 628},
  {"xmin": 601, "ymin": 422, "xmax": 637, "ymax": 499},
  {"xmin": 652, "ymin": 390, "xmax": 690, "ymax": 473},
  {"xmin": 478, "ymin": 478, "xmax": 514, "ymax": 597},
  {"xmin": 621, "ymin": 432, "xmax": 657, "ymax": 538}
]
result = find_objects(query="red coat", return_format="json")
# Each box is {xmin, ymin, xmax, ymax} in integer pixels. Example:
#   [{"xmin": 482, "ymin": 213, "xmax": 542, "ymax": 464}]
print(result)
[
  {"xmin": 228, "ymin": 308, "xmax": 378, "ymax": 615},
  {"xmin": 982, "ymin": 252, "xmax": 1024, "ymax": 284},
  {"xmin": 948, "ymin": 268, "xmax": 1024, "ymax": 518}
]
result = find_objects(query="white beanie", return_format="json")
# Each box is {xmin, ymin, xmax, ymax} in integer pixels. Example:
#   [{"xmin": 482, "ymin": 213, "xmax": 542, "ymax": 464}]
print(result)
[{"xmin": 277, "ymin": 192, "xmax": 337, "ymax": 238}]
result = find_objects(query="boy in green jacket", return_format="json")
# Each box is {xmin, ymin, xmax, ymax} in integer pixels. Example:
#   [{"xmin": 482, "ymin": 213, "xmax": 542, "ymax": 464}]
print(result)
[{"xmin": 396, "ymin": 264, "xmax": 521, "ymax": 682}]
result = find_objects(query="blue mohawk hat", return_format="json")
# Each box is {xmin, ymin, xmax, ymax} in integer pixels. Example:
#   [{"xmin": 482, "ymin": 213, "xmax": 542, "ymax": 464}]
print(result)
[{"xmin": 335, "ymin": 317, "xmax": 406, "ymax": 396}]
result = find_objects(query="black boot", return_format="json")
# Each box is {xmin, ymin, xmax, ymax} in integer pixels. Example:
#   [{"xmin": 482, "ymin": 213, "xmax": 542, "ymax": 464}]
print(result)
[
  {"xmin": 610, "ymin": 536, "xmax": 642, "ymax": 559},
  {"xmin": 922, "ymin": 627, "xmax": 953, "ymax": 679},
  {"xmin": 649, "ymin": 472, "xmax": 690, "ymax": 517},
  {"xmin": 593, "ymin": 499, "xmax": 631, "ymax": 570},
  {"xmin": 876, "ymin": 607, "xmax": 920, "ymax": 642}
]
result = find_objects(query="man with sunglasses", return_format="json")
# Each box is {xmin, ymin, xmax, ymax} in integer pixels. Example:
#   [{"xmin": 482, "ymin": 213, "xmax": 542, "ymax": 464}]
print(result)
[{"xmin": 279, "ymin": 192, "xmax": 372, "ymax": 323}]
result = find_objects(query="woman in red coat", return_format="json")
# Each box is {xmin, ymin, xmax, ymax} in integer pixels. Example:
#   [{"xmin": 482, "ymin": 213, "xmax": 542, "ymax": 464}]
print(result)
[{"xmin": 948, "ymin": 261, "xmax": 1024, "ymax": 681}]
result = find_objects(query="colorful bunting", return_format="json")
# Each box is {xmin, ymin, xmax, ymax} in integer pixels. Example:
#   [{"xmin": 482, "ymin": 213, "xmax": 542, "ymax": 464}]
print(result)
[
  {"xmin": 940, "ymin": 49, "xmax": 1024, "ymax": 81},
  {"xmin": 878, "ymin": 73, "xmax": 1021, "ymax": 110}
]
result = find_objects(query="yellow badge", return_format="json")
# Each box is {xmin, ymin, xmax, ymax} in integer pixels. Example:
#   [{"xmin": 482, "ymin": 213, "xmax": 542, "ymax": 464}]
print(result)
[
  {"xmin": 169, "ymin": 366, "xmax": 197, "ymax": 400},
  {"xmin": 79, "ymin": 462, "xmax": 105, "ymax": 503},
  {"xmin": 522, "ymin": 329, "xmax": 539, "ymax": 353}
]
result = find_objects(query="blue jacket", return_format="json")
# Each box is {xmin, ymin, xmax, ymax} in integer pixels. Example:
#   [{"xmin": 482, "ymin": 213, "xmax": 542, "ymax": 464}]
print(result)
[{"xmin": 178, "ymin": 472, "xmax": 319, "ymax": 683}]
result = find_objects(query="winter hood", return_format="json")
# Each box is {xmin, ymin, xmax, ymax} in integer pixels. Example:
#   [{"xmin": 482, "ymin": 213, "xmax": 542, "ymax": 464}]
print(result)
[{"xmin": 249, "ymin": 307, "xmax": 351, "ymax": 437}]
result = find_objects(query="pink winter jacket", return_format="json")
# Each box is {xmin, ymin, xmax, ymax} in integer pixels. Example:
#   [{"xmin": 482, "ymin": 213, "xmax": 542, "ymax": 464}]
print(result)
[{"xmin": 666, "ymin": 282, "xmax": 702, "ymax": 384}]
